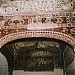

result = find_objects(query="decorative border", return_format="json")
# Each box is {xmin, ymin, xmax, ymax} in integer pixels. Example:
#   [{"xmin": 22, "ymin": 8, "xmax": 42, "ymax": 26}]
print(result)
[{"xmin": 0, "ymin": 31, "xmax": 75, "ymax": 48}]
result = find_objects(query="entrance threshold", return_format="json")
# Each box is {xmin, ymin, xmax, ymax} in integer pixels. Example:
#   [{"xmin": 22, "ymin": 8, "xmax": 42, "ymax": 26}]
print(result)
[{"xmin": 13, "ymin": 69, "xmax": 63, "ymax": 75}]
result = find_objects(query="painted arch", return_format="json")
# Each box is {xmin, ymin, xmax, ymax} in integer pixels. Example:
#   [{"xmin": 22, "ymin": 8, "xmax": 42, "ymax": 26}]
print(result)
[{"xmin": 0, "ymin": 31, "xmax": 75, "ymax": 48}]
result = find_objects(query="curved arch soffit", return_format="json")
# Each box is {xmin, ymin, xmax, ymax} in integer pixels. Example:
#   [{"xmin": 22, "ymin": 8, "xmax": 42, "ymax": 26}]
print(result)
[{"xmin": 0, "ymin": 31, "xmax": 75, "ymax": 48}]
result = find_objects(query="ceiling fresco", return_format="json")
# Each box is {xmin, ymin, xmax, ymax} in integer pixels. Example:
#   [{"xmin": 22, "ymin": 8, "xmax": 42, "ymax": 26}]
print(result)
[{"xmin": 1, "ymin": 39, "xmax": 73, "ymax": 71}]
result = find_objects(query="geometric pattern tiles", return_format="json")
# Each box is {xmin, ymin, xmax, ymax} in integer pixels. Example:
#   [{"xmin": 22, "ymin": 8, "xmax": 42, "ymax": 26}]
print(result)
[{"xmin": 0, "ymin": 0, "xmax": 75, "ymax": 48}]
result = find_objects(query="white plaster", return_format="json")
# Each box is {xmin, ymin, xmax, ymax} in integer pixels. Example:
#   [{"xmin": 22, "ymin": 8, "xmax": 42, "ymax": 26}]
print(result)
[{"xmin": 27, "ymin": 23, "xmax": 59, "ymax": 30}]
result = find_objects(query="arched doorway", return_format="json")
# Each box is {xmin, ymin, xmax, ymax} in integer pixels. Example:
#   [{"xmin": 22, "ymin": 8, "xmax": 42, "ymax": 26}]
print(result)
[{"xmin": 0, "ymin": 37, "xmax": 74, "ymax": 75}]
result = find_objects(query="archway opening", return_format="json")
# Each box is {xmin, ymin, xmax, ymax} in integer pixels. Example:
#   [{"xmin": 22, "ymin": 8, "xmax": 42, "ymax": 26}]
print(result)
[{"xmin": 0, "ymin": 37, "xmax": 74, "ymax": 75}]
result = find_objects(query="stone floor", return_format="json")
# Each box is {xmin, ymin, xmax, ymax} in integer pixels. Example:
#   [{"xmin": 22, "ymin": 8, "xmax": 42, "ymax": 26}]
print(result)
[{"xmin": 13, "ymin": 69, "xmax": 63, "ymax": 75}]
